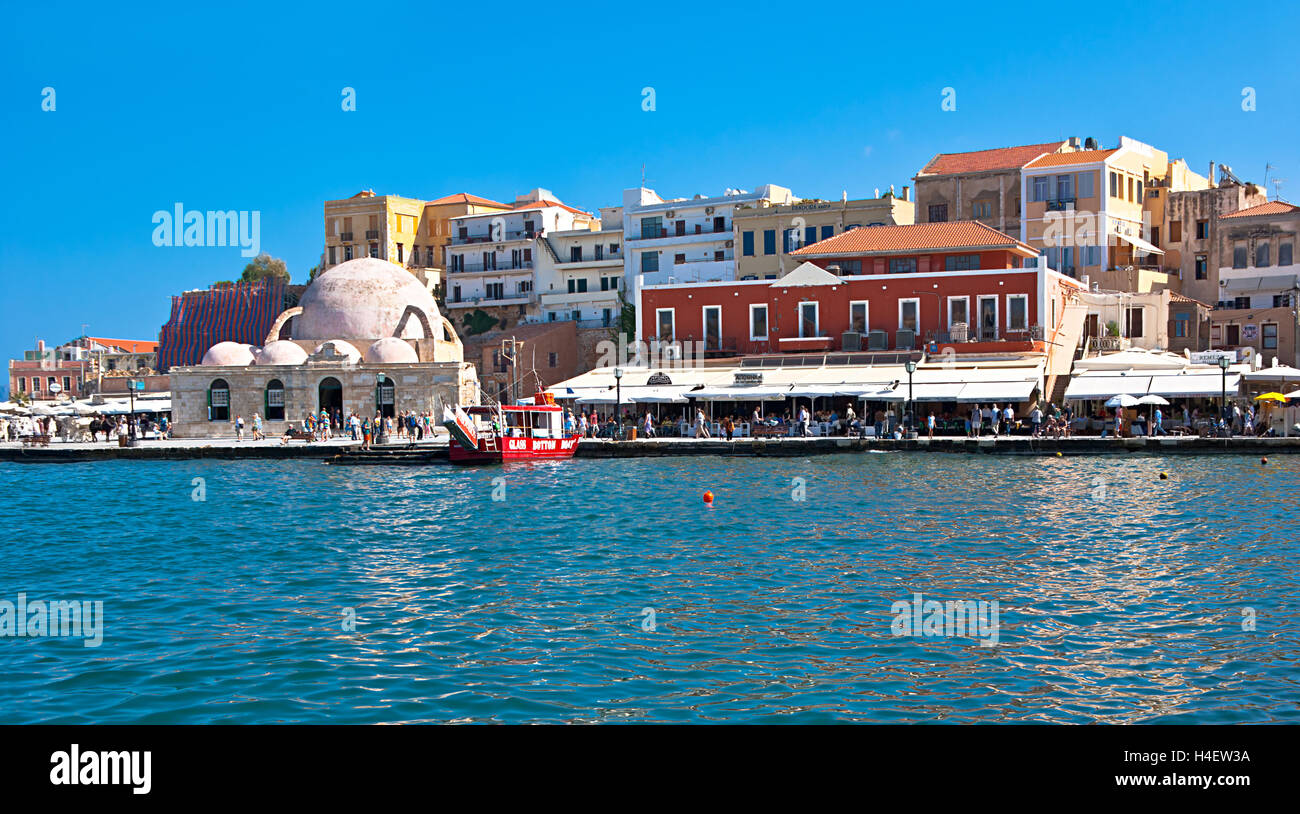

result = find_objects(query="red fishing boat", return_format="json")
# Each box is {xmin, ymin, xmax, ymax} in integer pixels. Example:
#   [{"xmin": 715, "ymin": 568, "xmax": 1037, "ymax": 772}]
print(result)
[{"xmin": 442, "ymin": 391, "xmax": 580, "ymax": 464}]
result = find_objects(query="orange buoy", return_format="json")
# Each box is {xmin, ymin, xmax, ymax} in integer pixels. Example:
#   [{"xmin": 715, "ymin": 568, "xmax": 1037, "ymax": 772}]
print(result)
[
  {"xmin": 703, "ymin": 490, "xmax": 714, "ymax": 505},
  {"xmin": 1261, "ymin": 457, "xmax": 1268, "ymax": 465}
]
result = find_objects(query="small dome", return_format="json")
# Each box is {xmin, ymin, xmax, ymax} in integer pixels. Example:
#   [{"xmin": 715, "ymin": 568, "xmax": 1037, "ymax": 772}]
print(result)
[
  {"xmin": 296, "ymin": 257, "xmax": 442, "ymax": 341},
  {"xmin": 311, "ymin": 340, "xmax": 361, "ymax": 364},
  {"xmin": 364, "ymin": 337, "xmax": 419, "ymax": 364},
  {"xmin": 255, "ymin": 340, "xmax": 309, "ymax": 366},
  {"xmin": 200, "ymin": 342, "xmax": 257, "ymax": 366}
]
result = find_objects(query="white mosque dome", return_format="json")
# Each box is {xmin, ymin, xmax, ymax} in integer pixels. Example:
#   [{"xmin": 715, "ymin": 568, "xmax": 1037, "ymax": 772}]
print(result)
[
  {"xmin": 295, "ymin": 257, "xmax": 441, "ymax": 341},
  {"xmin": 364, "ymin": 337, "xmax": 419, "ymax": 364},
  {"xmin": 312, "ymin": 340, "xmax": 362, "ymax": 364},
  {"xmin": 255, "ymin": 340, "xmax": 309, "ymax": 366},
  {"xmin": 200, "ymin": 341, "xmax": 257, "ymax": 366}
]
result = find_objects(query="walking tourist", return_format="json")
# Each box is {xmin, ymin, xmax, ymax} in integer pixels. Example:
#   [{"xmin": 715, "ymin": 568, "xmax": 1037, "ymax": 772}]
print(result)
[
  {"xmin": 1030, "ymin": 404, "xmax": 1043, "ymax": 437},
  {"xmin": 252, "ymin": 412, "xmax": 263, "ymax": 441},
  {"xmin": 724, "ymin": 415, "xmax": 735, "ymax": 441},
  {"xmin": 234, "ymin": 414, "xmax": 245, "ymax": 441},
  {"xmin": 694, "ymin": 408, "xmax": 711, "ymax": 439},
  {"xmin": 970, "ymin": 404, "xmax": 981, "ymax": 438},
  {"xmin": 926, "ymin": 411, "xmax": 935, "ymax": 439},
  {"xmin": 644, "ymin": 411, "xmax": 656, "ymax": 438}
]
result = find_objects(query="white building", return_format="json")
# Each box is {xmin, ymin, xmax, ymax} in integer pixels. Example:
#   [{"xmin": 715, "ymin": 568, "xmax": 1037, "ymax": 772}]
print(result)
[
  {"xmin": 536, "ymin": 208, "xmax": 625, "ymax": 327},
  {"xmin": 443, "ymin": 189, "xmax": 596, "ymax": 321},
  {"xmin": 621, "ymin": 184, "xmax": 796, "ymax": 294}
]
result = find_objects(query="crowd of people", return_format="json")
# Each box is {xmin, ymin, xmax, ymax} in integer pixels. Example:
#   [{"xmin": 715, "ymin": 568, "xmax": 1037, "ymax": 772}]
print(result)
[{"xmin": 1, "ymin": 412, "xmax": 168, "ymax": 442}]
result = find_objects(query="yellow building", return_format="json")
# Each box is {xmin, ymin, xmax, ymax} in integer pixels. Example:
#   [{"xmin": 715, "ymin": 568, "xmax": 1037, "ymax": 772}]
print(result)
[
  {"xmin": 322, "ymin": 190, "xmax": 511, "ymax": 290},
  {"xmin": 1020, "ymin": 137, "xmax": 1208, "ymax": 289},
  {"xmin": 732, "ymin": 192, "xmax": 915, "ymax": 280}
]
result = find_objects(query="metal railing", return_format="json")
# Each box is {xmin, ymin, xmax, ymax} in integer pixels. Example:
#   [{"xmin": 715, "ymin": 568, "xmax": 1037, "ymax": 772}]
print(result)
[
  {"xmin": 1046, "ymin": 198, "xmax": 1077, "ymax": 211},
  {"xmin": 339, "ymin": 232, "xmax": 354, "ymax": 242},
  {"xmin": 365, "ymin": 229, "xmax": 380, "ymax": 240},
  {"xmin": 450, "ymin": 261, "xmax": 534, "ymax": 273},
  {"xmin": 451, "ymin": 230, "xmax": 536, "ymax": 245}
]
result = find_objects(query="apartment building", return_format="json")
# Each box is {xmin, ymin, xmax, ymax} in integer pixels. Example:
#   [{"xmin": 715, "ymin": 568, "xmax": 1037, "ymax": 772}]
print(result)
[
  {"xmin": 1020, "ymin": 137, "xmax": 1209, "ymax": 288},
  {"xmin": 1206, "ymin": 200, "xmax": 1300, "ymax": 365},
  {"xmin": 321, "ymin": 190, "xmax": 511, "ymax": 289},
  {"xmin": 732, "ymin": 192, "xmax": 914, "ymax": 280},
  {"xmin": 621, "ymin": 184, "xmax": 796, "ymax": 292},
  {"xmin": 912, "ymin": 141, "xmax": 1070, "ymax": 238},
  {"xmin": 537, "ymin": 209, "xmax": 625, "ymax": 327},
  {"xmin": 1165, "ymin": 173, "xmax": 1269, "ymax": 305},
  {"xmin": 443, "ymin": 189, "xmax": 596, "ymax": 327}
]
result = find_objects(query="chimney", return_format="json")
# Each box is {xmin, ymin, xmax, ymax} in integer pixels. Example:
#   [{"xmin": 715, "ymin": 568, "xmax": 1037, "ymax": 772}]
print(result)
[
  {"xmin": 1209, "ymin": 161, "xmax": 1216, "ymax": 186},
  {"xmin": 902, "ymin": 185, "xmax": 911, "ymax": 201},
  {"xmin": 37, "ymin": 339, "xmax": 45, "ymax": 353}
]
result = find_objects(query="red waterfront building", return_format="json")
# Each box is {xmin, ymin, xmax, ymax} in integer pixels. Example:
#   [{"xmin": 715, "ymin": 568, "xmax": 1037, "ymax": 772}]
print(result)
[{"xmin": 636, "ymin": 221, "xmax": 1083, "ymax": 361}]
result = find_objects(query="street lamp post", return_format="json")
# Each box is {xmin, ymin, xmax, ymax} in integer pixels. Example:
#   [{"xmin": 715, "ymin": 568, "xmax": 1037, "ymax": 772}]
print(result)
[
  {"xmin": 127, "ymin": 378, "xmax": 137, "ymax": 439},
  {"xmin": 376, "ymin": 372, "xmax": 387, "ymax": 443},
  {"xmin": 904, "ymin": 359, "xmax": 917, "ymax": 436},
  {"xmin": 614, "ymin": 367, "xmax": 624, "ymax": 440},
  {"xmin": 1218, "ymin": 356, "xmax": 1230, "ymax": 436}
]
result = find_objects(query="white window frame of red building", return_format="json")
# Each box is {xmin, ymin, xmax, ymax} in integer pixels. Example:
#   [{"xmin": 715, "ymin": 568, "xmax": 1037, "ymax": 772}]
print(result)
[
  {"xmin": 977, "ymin": 295, "xmax": 1000, "ymax": 340},
  {"xmin": 655, "ymin": 308, "xmax": 675, "ymax": 342},
  {"xmin": 749, "ymin": 303, "xmax": 769, "ymax": 340},
  {"xmin": 898, "ymin": 298, "xmax": 920, "ymax": 332},
  {"xmin": 798, "ymin": 301, "xmax": 820, "ymax": 338},
  {"xmin": 849, "ymin": 300, "xmax": 869, "ymax": 333},
  {"xmin": 702, "ymin": 305, "xmax": 722, "ymax": 349},
  {"xmin": 1006, "ymin": 294, "xmax": 1029, "ymax": 332},
  {"xmin": 946, "ymin": 295, "xmax": 969, "ymax": 329}
]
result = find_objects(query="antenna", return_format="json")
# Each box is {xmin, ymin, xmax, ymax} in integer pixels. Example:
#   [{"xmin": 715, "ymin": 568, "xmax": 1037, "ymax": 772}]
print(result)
[
  {"xmin": 1272, "ymin": 178, "xmax": 1286, "ymax": 201},
  {"xmin": 1265, "ymin": 162, "xmax": 1275, "ymax": 189}
]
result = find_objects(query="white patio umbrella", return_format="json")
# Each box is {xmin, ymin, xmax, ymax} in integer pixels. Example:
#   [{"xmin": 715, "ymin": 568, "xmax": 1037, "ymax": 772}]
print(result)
[
  {"xmin": 1136, "ymin": 394, "xmax": 1169, "ymax": 435},
  {"xmin": 1104, "ymin": 394, "xmax": 1140, "ymax": 408}
]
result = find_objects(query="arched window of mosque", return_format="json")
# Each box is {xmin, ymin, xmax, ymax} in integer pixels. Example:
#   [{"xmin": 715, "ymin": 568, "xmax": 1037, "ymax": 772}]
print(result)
[
  {"xmin": 209, "ymin": 379, "xmax": 230, "ymax": 421},
  {"xmin": 265, "ymin": 379, "xmax": 285, "ymax": 421}
]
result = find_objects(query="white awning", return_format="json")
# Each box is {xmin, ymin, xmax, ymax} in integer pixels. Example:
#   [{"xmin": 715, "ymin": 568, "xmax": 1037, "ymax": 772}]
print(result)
[
  {"xmin": 627, "ymin": 387, "xmax": 689, "ymax": 404},
  {"xmin": 1148, "ymin": 373, "xmax": 1240, "ymax": 397},
  {"xmin": 1243, "ymin": 365, "xmax": 1300, "ymax": 381},
  {"xmin": 1063, "ymin": 375, "xmax": 1153, "ymax": 400},
  {"xmin": 1114, "ymin": 232, "xmax": 1165, "ymax": 256},
  {"xmin": 693, "ymin": 386, "xmax": 792, "ymax": 400},
  {"xmin": 955, "ymin": 380, "xmax": 1037, "ymax": 403}
]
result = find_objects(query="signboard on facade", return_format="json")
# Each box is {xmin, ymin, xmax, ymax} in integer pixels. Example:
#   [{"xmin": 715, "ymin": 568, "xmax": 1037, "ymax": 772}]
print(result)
[
  {"xmin": 647, "ymin": 372, "xmax": 673, "ymax": 386},
  {"xmin": 1242, "ymin": 324, "xmax": 1259, "ymax": 341},
  {"xmin": 734, "ymin": 371, "xmax": 764, "ymax": 385},
  {"xmin": 1190, "ymin": 350, "xmax": 1238, "ymax": 365}
]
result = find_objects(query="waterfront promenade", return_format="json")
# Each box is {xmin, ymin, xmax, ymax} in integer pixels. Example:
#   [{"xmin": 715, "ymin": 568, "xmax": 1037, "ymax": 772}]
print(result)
[{"xmin": 3, "ymin": 432, "xmax": 1300, "ymax": 462}]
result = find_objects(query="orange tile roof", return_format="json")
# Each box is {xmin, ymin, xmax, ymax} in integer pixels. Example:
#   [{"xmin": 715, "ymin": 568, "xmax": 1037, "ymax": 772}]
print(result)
[
  {"xmin": 1220, "ymin": 200, "xmax": 1300, "ymax": 219},
  {"xmin": 918, "ymin": 141, "xmax": 1066, "ymax": 175},
  {"xmin": 790, "ymin": 221, "xmax": 1036, "ymax": 257},
  {"xmin": 512, "ymin": 199, "xmax": 591, "ymax": 216},
  {"xmin": 1169, "ymin": 292, "xmax": 1212, "ymax": 309},
  {"xmin": 425, "ymin": 192, "xmax": 511, "ymax": 209},
  {"xmin": 86, "ymin": 337, "xmax": 158, "ymax": 354},
  {"xmin": 1023, "ymin": 149, "xmax": 1117, "ymax": 169}
]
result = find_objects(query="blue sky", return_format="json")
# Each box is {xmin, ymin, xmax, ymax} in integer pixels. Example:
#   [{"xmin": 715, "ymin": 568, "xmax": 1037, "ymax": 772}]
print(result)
[{"xmin": 2, "ymin": 0, "xmax": 1297, "ymax": 379}]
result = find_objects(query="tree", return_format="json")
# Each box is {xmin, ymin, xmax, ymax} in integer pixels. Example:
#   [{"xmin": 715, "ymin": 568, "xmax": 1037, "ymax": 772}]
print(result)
[
  {"xmin": 240, "ymin": 253, "xmax": 290, "ymax": 284},
  {"xmin": 612, "ymin": 288, "xmax": 636, "ymax": 345},
  {"xmin": 461, "ymin": 309, "xmax": 502, "ymax": 336},
  {"xmin": 307, "ymin": 263, "xmax": 322, "ymax": 283}
]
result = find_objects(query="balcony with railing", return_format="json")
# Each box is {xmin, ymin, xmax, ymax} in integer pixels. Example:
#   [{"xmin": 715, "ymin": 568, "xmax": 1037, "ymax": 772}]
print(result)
[
  {"xmin": 365, "ymin": 229, "xmax": 380, "ymax": 240},
  {"xmin": 450, "ymin": 261, "xmax": 535, "ymax": 274},
  {"xmin": 339, "ymin": 232, "xmax": 354, "ymax": 242},
  {"xmin": 635, "ymin": 223, "xmax": 730, "ymax": 241},
  {"xmin": 451, "ymin": 229, "xmax": 537, "ymax": 245},
  {"xmin": 1046, "ymin": 198, "xmax": 1077, "ymax": 211}
]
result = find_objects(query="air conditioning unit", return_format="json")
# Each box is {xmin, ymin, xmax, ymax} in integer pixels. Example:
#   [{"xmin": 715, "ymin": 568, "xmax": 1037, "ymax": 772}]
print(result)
[
  {"xmin": 867, "ymin": 330, "xmax": 889, "ymax": 350},
  {"xmin": 725, "ymin": 240, "xmax": 734, "ymax": 248},
  {"xmin": 842, "ymin": 331, "xmax": 862, "ymax": 351},
  {"xmin": 705, "ymin": 207, "xmax": 715, "ymax": 215},
  {"xmin": 665, "ymin": 210, "xmax": 676, "ymax": 218}
]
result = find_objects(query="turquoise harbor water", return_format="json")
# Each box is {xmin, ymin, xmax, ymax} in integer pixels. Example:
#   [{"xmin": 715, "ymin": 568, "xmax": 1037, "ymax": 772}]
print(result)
[{"xmin": 2, "ymin": 453, "xmax": 1298, "ymax": 724}]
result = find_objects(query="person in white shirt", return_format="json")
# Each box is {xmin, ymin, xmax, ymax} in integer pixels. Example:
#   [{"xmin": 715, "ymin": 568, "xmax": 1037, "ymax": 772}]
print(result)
[
  {"xmin": 644, "ymin": 411, "xmax": 656, "ymax": 438},
  {"xmin": 1003, "ymin": 405, "xmax": 1014, "ymax": 435},
  {"xmin": 1030, "ymin": 405, "xmax": 1043, "ymax": 437}
]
